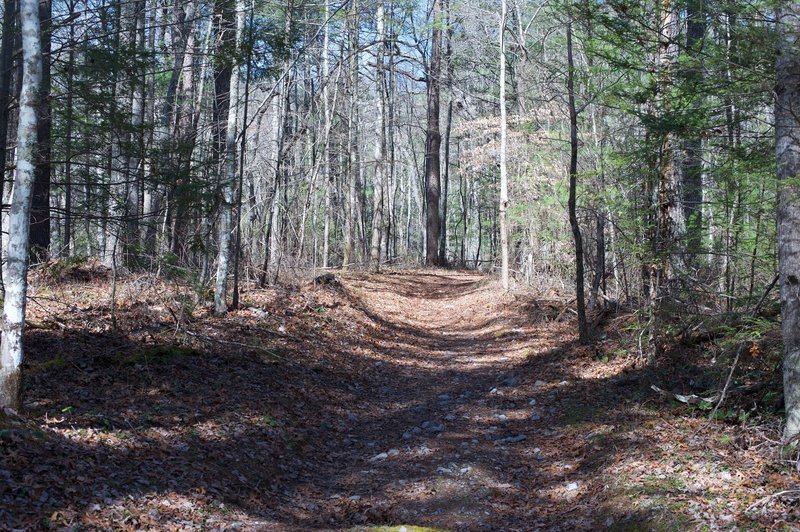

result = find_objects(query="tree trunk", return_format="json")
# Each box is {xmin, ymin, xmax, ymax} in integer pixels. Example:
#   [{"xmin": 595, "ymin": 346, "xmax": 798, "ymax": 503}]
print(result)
[
  {"xmin": 566, "ymin": 22, "xmax": 588, "ymax": 344},
  {"xmin": 499, "ymin": 0, "xmax": 509, "ymax": 290},
  {"xmin": 0, "ymin": 0, "xmax": 40, "ymax": 409},
  {"xmin": 62, "ymin": 0, "xmax": 75, "ymax": 256},
  {"xmin": 0, "ymin": 0, "xmax": 16, "ymax": 264},
  {"xmin": 682, "ymin": 0, "xmax": 705, "ymax": 258},
  {"xmin": 214, "ymin": 0, "xmax": 244, "ymax": 314},
  {"xmin": 29, "ymin": 0, "xmax": 50, "ymax": 263},
  {"xmin": 439, "ymin": 0, "xmax": 452, "ymax": 265},
  {"xmin": 424, "ymin": 0, "xmax": 442, "ymax": 266},
  {"xmin": 342, "ymin": 0, "xmax": 359, "ymax": 269},
  {"xmin": 777, "ymin": 1, "xmax": 800, "ymax": 441},
  {"xmin": 369, "ymin": 0, "xmax": 386, "ymax": 271}
]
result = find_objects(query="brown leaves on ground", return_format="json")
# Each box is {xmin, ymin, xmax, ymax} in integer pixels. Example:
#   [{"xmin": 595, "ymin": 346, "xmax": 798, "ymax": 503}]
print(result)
[{"xmin": 0, "ymin": 269, "xmax": 797, "ymax": 530}]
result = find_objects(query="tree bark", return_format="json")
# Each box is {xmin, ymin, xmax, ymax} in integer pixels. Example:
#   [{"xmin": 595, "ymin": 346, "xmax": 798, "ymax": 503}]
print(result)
[
  {"xmin": 0, "ymin": 0, "xmax": 40, "ymax": 409},
  {"xmin": 424, "ymin": 0, "xmax": 442, "ymax": 266},
  {"xmin": 369, "ymin": 0, "xmax": 387, "ymax": 271},
  {"xmin": 499, "ymin": 0, "xmax": 509, "ymax": 290},
  {"xmin": 566, "ymin": 22, "xmax": 588, "ymax": 344},
  {"xmin": 0, "ymin": 0, "xmax": 16, "ymax": 260},
  {"xmin": 682, "ymin": 0, "xmax": 705, "ymax": 257},
  {"xmin": 342, "ymin": 0, "xmax": 359, "ymax": 269},
  {"xmin": 29, "ymin": 0, "xmax": 50, "ymax": 263},
  {"xmin": 777, "ymin": 1, "xmax": 800, "ymax": 441},
  {"xmin": 214, "ymin": 0, "xmax": 244, "ymax": 314}
]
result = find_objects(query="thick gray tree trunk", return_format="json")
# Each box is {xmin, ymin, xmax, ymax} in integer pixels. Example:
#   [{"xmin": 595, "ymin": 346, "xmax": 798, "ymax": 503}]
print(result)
[
  {"xmin": 776, "ymin": 2, "xmax": 800, "ymax": 441},
  {"xmin": 0, "ymin": 0, "xmax": 40, "ymax": 409}
]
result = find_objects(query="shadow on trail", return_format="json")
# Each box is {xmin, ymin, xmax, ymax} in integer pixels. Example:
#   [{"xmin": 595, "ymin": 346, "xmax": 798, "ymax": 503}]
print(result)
[{"xmin": 1, "ymin": 271, "xmax": 716, "ymax": 530}]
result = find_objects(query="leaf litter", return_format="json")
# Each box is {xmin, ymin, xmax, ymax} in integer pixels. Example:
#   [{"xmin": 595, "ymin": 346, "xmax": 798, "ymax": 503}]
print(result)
[{"xmin": 0, "ymin": 269, "xmax": 797, "ymax": 530}]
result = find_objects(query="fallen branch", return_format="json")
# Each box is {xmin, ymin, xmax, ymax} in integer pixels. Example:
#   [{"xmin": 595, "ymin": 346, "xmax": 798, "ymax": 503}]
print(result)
[
  {"xmin": 651, "ymin": 383, "xmax": 765, "ymax": 406},
  {"xmin": 746, "ymin": 489, "xmax": 800, "ymax": 514}
]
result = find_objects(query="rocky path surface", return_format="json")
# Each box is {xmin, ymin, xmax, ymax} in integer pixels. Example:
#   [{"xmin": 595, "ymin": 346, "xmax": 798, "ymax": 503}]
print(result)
[{"xmin": 279, "ymin": 271, "xmax": 584, "ymax": 530}]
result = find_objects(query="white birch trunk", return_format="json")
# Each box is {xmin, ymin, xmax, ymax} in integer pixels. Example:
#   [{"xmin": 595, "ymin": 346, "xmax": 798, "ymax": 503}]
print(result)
[
  {"xmin": 0, "ymin": 0, "xmax": 41, "ymax": 408},
  {"xmin": 214, "ymin": 0, "xmax": 245, "ymax": 315}
]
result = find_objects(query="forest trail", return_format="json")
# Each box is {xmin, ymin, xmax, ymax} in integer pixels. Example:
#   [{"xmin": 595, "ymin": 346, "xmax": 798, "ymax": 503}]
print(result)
[
  {"xmin": 293, "ymin": 270, "xmax": 576, "ymax": 530},
  {"xmin": 2, "ymin": 268, "xmax": 787, "ymax": 530}
]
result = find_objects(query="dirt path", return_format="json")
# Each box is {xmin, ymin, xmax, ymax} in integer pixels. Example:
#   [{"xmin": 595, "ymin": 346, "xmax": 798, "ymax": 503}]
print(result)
[
  {"xmin": 3, "ymin": 268, "xmax": 788, "ymax": 530},
  {"xmin": 279, "ymin": 270, "xmax": 582, "ymax": 530}
]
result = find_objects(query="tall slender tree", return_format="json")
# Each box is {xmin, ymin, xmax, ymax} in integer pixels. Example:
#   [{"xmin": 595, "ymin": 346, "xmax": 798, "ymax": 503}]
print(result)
[
  {"xmin": 499, "ymin": 0, "xmax": 509, "ymax": 290},
  {"xmin": 214, "ymin": 0, "xmax": 245, "ymax": 314},
  {"xmin": 566, "ymin": 21, "xmax": 588, "ymax": 343},
  {"xmin": 0, "ymin": 0, "xmax": 40, "ymax": 408},
  {"xmin": 369, "ymin": 0, "xmax": 387, "ymax": 271},
  {"xmin": 425, "ymin": 0, "xmax": 442, "ymax": 266}
]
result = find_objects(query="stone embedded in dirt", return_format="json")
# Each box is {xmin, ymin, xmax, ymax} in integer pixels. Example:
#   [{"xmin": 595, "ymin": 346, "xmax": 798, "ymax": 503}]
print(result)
[
  {"xmin": 402, "ymin": 431, "xmax": 413, "ymax": 440},
  {"xmin": 428, "ymin": 423, "xmax": 444, "ymax": 433},
  {"xmin": 495, "ymin": 434, "xmax": 527, "ymax": 445},
  {"xmin": 412, "ymin": 427, "xmax": 422, "ymax": 434},
  {"xmin": 370, "ymin": 452, "xmax": 389, "ymax": 462},
  {"xmin": 529, "ymin": 398, "xmax": 537, "ymax": 406},
  {"xmin": 530, "ymin": 414, "xmax": 541, "ymax": 421},
  {"xmin": 500, "ymin": 376, "xmax": 519, "ymax": 387},
  {"xmin": 420, "ymin": 421, "xmax": 431, "ymax": 429},
  {"xmin": 534, "ymin": 380, "xmax": 546, "ymax": 387},
  {"xmin": 566, "ymin": 482, "xmax": 579, "ymax": 491},
  {"xmin": 348, "ymin": 495, "xmax": 362, "ymax": 501},
  {"xmin": 489, "ymin": 387, "xmax": 499, "ymax": 395},
  {"xmin": 496, "ymin": 413, "xmax": 509, "ymax": 422},
  {"xmin": 416, "ymin": 445, "xmax": 432, "ymax": 456},
  {"xmin": 388, "ymin": 448, "xmax": 400, "ymax": 457}
]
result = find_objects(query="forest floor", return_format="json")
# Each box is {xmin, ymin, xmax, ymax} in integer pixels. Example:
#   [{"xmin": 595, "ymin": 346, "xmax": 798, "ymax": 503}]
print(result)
[{"xmin": 1, "ymin": 264, "xmax": 798, "ymax": 530}]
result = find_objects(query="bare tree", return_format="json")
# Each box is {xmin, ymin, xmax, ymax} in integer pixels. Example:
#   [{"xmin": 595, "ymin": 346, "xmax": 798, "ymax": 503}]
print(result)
[
  {"xmin": 0, "ymin": 0, "xmax": 40, "ymax": 408},
  {"xmin": 369, "ymin": 0, "xmax": 387, "ymax": 271},
  {"xmin": 499, "ymin": 0, "xmax": 509, "ymax": 290}
]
